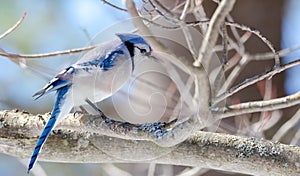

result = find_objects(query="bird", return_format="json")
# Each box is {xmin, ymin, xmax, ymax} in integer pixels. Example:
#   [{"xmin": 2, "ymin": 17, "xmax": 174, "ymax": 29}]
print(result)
[{"xmin": 27, "ymin": 33, "xmax": 153, "ymax": 173}]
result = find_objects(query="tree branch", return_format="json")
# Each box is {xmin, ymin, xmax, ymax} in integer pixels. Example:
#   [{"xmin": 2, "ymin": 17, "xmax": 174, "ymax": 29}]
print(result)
[
  {"xmin": 212, "ymin": 91, "xmax": 300, "ymax": 118},
  {"xmin": 0, "ymin": 12, "xmax": 26, "ymax": 40},
  {"xmin": 100, "ymin": 0, "xmax": 127, "ymax": 12},
  {"xmin": 194, "ymin": 0, "xmax": 236, "ymax": 68},
  {"xmin": 214, "ymin": 59, "xmax": 300, "ymax": 104},
  {"xmin": 0, "ymin": 46, "xmax": 95, "ymax": 59},
  {"xmin": 0, "ymin": 110, "xmax": 299, "ymax": 175}
]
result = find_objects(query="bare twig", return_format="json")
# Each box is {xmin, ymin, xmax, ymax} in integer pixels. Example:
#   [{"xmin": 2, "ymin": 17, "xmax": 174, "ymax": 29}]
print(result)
[
  {"xmin": 194, "ymin": 0, "xmax": 236, "ymax": 68},
  {"xmin": 214, "ymin": 59, "xmax": 300, "ymax": 104},
  {"xmin": 250, "ymin": 45, "xmax": 300, "ymax": 61},
  {"xmin": 272, "ymin": 109, "xmax": 300, "ymax": 142},
  {"xmin": 148, "ymin": 0, "xmax": 178, "ymax": 24},
  {"xmin": 0, "ymin": 46, "xmax": 95, "ymax": 59},
  {"xmin": 224, "ymin": 21, "xmax": 271, "ymax": 49},
  {"xmin": 217, "ymin": 41, "xmax": 293, "ymax": 97},
  {"xmin": 216, "ymin": 54, "xmax": 249, "ymax": 99},
  {"xmin": 212, "ymin": 91, "xmax": 300, "ymax": 118},
  {"xmin": 100, "ymin": 0, "xmax": 127, "ymax": 12},
  {"xmin": 179, "ymin": 0, "xmax": 198, "ymax": 60},
  {"xmin": 226, "ymin": 15, "xmax": 246, "ymax": 53},
  {"xmin": 225, "ymin": 21, "xmax": 280, "ymax": 65},
  {"xmin": 0, "ymin": 12, "xmax": 26, "ymax": 40},
  {"xmin": 192, "ymin": 0, "xmax": 208, "ymax": 34}
]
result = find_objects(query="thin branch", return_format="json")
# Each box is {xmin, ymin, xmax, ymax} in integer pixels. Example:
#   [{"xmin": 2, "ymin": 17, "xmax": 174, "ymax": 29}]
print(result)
[
  {"xmin": 192, "ymin": 0, "xmax": 208, "ymax": 34},
  {"xmin": 0, "ymin": 110, "xmax": 299, "ymax": 175},
  {"xmin": 148, "ymin": 0, "xmax": 178, "ymax": 24},
  {"xmin": 0, "ymin": 46, "xmax": 95, "ymax": 59},
  {"xmin": 214, "ymin": 59, "xmax": 300, "ymax": 104},
  {"xmin": 100, "ymin": 0, "xmax": 127, "ymax": 12},
  {"xmin": 213, "ymin": 31, "xmax": 248, "ymax": 54},
  {"xmin": 216, "ymin": 42, "xmax": 295, "ymax": 98},
  {"xmin": 212, "ymin": 91, "xmax": 300, "ymax": 118},
  {"xmin": 211, "ymin": 24, "xmax": 228, "ymax": 99},
  {"xmin": 178, "ymin": 0, "xmax": 198, "ymax": 61},
  {"xmin": 194, "ymin": 0, "xmax": 236, "ymax": 68},
  {"xmin": 0, "ymin": 12, "xmax": 26, "ymax": 40},
  {"xmin": 179, "ymin": 0, "xmax": 191, "ymax": 20},
  {"xmin": 221, "ymin": 24, "xmax": 228, "ymax": 65},
  {"xmin": 225, "ymin": 21, "xmax": 279, "ymax": 65},
  {"xmin": 272, "ymin": 108, "xmax": 300, "ymax": 142},
  {"xmin": 216, "ymin": 54, "xmax": 249, "ymax": 100},
  {"xmin": 250, "ymin": 45, "xmax": 300, "ymax": 61},
  {"xmin": 226, "ymin": 15, "xmax": 246, "ymax": 54}
]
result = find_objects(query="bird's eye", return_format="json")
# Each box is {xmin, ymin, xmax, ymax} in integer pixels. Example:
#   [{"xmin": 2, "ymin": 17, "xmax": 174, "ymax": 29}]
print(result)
[{"xmin": 140, "ymin": 48, "xmax": 147, "ymax": 53}]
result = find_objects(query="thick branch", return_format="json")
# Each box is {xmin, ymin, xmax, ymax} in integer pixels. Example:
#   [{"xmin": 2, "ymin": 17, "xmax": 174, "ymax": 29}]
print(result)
[{"xmin": 0, "ymin": 110, "xmax": 299, "ymax": 175}]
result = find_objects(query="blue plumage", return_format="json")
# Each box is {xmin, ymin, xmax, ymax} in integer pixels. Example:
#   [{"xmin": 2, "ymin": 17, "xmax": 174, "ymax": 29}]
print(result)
[
  {"xmin": 101, "ymin": 50, "xmax": 124, "ymax": 70},
  {"xmin": 28, "ymin": 85, "xmax": 71, "ymax": 173},
  {"xmin": 27, "ymin": 33, "xmax": 153, "ymax": 173},
  {"xmin": 78, "ymin": 49, "xmax": 124, "ymax": 71}
]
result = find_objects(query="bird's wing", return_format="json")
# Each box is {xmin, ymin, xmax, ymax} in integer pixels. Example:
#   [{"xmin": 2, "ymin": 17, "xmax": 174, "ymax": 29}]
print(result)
[
  {"xmin": 32, "ymin": 66, "xmax": 75, "ymax": 100},
  {"xmin": 74, "ymin": 39, "xmax": 131, "ymax": 72}
]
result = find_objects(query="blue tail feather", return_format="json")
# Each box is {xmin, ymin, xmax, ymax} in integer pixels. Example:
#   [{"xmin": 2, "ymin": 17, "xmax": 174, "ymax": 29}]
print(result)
[{"xmin": 27, "ymin": 85, "xmax": 71, "ymax": 173}]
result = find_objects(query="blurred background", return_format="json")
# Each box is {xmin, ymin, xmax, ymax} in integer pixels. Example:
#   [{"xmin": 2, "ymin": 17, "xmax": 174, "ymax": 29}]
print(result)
[{"xmin": 0, "ymin": 0, "xmax": 299, "ymax": 175}]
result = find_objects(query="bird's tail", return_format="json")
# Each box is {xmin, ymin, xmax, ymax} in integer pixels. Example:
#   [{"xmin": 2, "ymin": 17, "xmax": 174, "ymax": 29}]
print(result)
[{"xmin": 27, "ymin": 85, "xmax": 73, "ymax": 173}]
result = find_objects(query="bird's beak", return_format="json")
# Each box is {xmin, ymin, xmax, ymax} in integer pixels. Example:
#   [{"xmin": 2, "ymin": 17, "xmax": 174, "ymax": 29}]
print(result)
[
  {"xmin": 145, "ymin": 52, "xmax": 151, "ymax": 57},
  {"xmin": 147, "ymin": 50, "xmax": 159, "ymax": 60},
  {"xmin": 147, "ymin": 51, "xmax": 160, "ymax": 63}
]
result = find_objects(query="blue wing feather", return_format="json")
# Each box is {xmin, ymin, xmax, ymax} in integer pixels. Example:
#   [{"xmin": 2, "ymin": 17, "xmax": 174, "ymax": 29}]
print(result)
[
  {"xmin": 32, "ymin": 66, "xmax": 74, "ymax": 100},
  {"xmin": 27, "ymin": 85, "xmax": 71, "ymax": 173},
  {"xmin": 77, "ymin": 49, "xmax": 124, "ymax": 71}
]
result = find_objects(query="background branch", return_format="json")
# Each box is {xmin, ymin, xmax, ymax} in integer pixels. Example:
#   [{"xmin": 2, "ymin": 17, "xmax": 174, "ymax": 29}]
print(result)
[
  {"xmin": 194, "ymin": 0, "xmax": 236, "ymax": 68},
  {"xmin": 214, "ymin": 59, "xmax": 300, "ymax": 104},
  {"xmin": 0, "ymin": 46, "xmax": 95, "ymax": 59},
  {"xmin": 213, "ymin": 91, "xmax": 300, "ymax": 118},
  {"xmin": 0, "ymin": 12, "xmax": 26, "ymax": 40}
]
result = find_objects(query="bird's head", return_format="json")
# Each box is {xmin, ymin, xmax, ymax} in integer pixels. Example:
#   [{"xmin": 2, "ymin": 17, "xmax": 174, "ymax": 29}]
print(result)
[{"xmin": 116, "ymin": 33, "xmax": 152, "ymax": 58}]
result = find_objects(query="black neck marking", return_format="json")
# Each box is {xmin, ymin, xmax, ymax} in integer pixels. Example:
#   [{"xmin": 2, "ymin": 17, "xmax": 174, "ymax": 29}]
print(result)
[
  {"xmin": 124, "ymin": 41, "xmax": 135, "ymax": 71},
  {"xmin": 124, "ymin": 41, "xmax": 134, "ymax": 57}
]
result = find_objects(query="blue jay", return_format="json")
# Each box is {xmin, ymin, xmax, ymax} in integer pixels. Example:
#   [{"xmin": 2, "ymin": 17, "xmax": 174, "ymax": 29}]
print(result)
[{"xmin": 28, "ymin": 33, "xmax": 152, "ymax": 173}]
